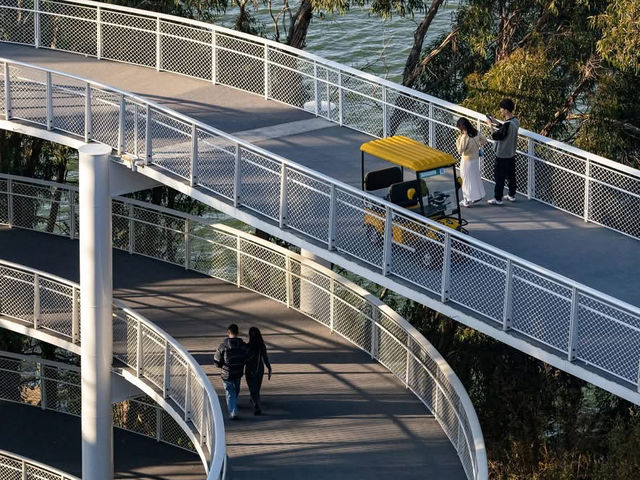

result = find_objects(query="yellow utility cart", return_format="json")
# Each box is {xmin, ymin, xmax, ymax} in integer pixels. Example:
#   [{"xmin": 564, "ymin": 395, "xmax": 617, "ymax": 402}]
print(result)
[{"xmin": 360, "ymin": 136, "xmax": 467, "ymax": 263}]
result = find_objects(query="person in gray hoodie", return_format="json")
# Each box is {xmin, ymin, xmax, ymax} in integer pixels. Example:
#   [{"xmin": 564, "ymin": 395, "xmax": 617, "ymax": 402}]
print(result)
[{"xmin": 486, "ymin": 98, "xmax": 520, "ymax": 205}]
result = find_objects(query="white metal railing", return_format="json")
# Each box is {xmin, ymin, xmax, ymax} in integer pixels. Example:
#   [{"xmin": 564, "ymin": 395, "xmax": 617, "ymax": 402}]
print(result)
[
  {"xmin": 1, "ymin": 45, "xmax": 640, "ymax": 404},
  {"xmin": 0, "ymin": 448, "xmax": 79, "ymax": 480},
  {"xmin": 1, "ymin": 0, "xmax": 639, "ymax": 242},
  {"xmin": 0, "ymin": 350, "xmax": 197, "ymax": 453},
  {"xmin": 0, "ymin": 174, "xmax": 488, "ymax": 480},
  {"xmin": 0, "ymin": 252, "xmax": 226, "ymax": 479}
]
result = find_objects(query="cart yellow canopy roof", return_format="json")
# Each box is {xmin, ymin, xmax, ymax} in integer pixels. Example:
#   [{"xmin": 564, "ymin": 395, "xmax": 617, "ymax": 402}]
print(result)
[{"xmin": 360, "ymin": 135, "xmax": 457, "ymax": 171}]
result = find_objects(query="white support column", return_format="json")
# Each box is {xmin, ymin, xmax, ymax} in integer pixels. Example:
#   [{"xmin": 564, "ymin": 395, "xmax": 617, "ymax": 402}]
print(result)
[
  {"xmin": 84, "ymin": 84, "xmax": 92, "ymax": 142},
  {"xmin": 440, "ymin": 233, "xmax": 451, "ymax": 302},
  {"xmin": 263, "ymin": 44, "xmax": 269, "ymax": 100},
  {"xmin": 502, "ymin": 259, "xmax": 513, "ymax": 331},
  {"xmin": 567, "ymin": 287, "xmax": 579, "ymax": 361},
  {"xmin": 327, "ymin": 184, "xmax": 336, "ymax": 250},
  {"xmin": 381, "ymin": 206, "xmax": 393, "ymax": 276},
  {"xmin": 337, "ymin": 71, "xmax": 344, "ymax": 126},
  {"xmin": 279, "ymin": 164, "xmax": 288, "ymax": 228},
  {"xmin": 33, "ymin": 274, "xmax": 40, "ymax": 328},
  {"xmin": 79, "ymin": 143, "xmax": 113, "ymax": 480},
  {"xmin": 155, "ymin": 18, "xmax": 162, "ymax": 72},
  {"xmin": 233, "ymin": 144, "xmax": 241, "ymax": 207},
  {"xmin": 583, "ymin": 159, "xmax": 591, "ymax": 222},
  {"xmin": 190, "ymin": 124, "xmax": 198, "ymax": 187},
  {"xmin": 117, "ymin": 95, "xmax": 125, "ymax": 154},
  {"xmin": 527, "ymin": 138, "xmax": 535, "ymax": 199},
  {"xmin": 211, "ymin": 31, "xmax": 217, "ymax": 85}
]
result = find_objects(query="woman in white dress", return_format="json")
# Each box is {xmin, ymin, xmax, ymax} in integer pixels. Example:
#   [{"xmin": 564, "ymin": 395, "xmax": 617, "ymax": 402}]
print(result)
[{"xmin": 456, "ymin": 117, "xmax": 487, "ymax": 207}]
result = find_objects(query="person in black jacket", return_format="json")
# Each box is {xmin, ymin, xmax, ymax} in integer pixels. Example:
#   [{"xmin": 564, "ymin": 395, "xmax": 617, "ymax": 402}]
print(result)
[
  {"xmin": 214, "ymin": 324, "xmax": 247, "ymax": 420},
  {"xmin": 245, "ymin": 327, "xmax": 272, "ymax": 415}
]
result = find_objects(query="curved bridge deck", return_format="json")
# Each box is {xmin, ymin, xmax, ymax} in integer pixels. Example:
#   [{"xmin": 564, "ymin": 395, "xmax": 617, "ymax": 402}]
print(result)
[
  {"xmin": 0, "ymin": 226, "xmax": 465, "ymax": 479},
  {"xmin": 1, "ymin": 44, "xmax": 638, "ymax": 308}
]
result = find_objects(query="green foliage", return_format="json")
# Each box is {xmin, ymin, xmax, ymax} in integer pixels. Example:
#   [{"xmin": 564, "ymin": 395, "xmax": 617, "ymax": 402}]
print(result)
[
  {"xmin": 105, "ymin": 0, "xmax": 228, "ymax": 21},
  {"xmin": 594, "ymin": 0, "xmax": 640, "ymax": 73},
  {"xmin": 462, "ymin": 47, "xmax": 567, "ymax": 132}
]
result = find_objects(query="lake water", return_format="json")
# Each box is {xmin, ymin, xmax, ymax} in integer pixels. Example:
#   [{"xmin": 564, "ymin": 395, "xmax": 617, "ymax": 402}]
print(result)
[{"xmin": 213, "ymin": 2, "xmax": 459, "ymax": 83}]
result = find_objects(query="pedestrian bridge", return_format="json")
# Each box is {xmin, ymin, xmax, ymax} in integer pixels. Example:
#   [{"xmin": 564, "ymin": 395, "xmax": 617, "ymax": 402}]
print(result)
[
  {"xmin": 0, "ymin": 0, "xmax": 639, "ymax": 476},
  {"xmin": 0, "ymin": 177, "xmax": 483, "ymax": 479}
]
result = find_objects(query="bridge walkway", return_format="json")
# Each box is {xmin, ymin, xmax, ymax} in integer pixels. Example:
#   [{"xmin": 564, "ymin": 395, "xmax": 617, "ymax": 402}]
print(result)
[
  {"xmin": 1, "ymin": 44, "xmax": 638, "ymax": 307},
  {"xmin": 0, "ymin": 226, "xmax": 465, "ymax": 479}
]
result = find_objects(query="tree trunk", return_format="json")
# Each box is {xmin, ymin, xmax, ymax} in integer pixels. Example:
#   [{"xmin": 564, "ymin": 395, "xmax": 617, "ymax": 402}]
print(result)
[{"xmin": 287, "ymin": 0, "xmax": 312, "ymax": 49}]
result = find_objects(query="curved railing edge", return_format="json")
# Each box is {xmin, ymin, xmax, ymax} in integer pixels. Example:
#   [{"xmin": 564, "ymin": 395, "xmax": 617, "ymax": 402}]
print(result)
[
  {"xmin": 0, "ymin": 258, "xmax": 226, "ymax": 480},
  {"xmin": 0, "ymin": 448, "xmax": 80, "ymax": 480},
  {"xmin": 6, "ymin": 0, "xmax": 638, "ymax": 178}
]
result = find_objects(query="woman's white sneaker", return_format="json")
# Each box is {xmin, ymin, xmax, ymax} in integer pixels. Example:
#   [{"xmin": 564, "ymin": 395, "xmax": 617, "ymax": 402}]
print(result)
[
  {"xmin": 504, "ymin": 195, "xmax": 516, "ymax": 202},
  {"xmin": 487, "ymin": 198, "xmax": 503, "ymax": 205}
]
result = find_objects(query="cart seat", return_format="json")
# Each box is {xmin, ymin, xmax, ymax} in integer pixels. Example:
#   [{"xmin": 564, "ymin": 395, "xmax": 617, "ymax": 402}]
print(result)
[
  {"xmin": 364, "ymin": 166, "xmax": 403, "ymax": 191},
  {"xmin": 387, "ymin": 180, "xmax": 428, "ymax": 208}
]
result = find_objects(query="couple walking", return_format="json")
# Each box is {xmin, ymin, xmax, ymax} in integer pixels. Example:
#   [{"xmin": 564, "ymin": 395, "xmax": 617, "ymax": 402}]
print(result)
[
  {"xmin": 456, "ymin": 98, "xmax": 520, "ymax": 206},
  {"xmin": 214, "ymin": 324, "xmax": 272, "ymax": 419}
]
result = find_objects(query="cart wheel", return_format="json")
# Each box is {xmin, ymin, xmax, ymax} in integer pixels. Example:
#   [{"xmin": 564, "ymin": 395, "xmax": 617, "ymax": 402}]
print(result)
[{"xmin": 365, "ymin": 224, "xmax": 382, "ymax": 246}]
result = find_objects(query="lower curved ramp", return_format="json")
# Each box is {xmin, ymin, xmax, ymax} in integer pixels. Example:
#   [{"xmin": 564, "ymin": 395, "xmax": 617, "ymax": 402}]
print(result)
[
  {"xmin": 0, "ymin": 226, "xmax": 465, "ymax": 479},
  {"xmin": 0, "ymin": 401, "xmax": 203, "ymax": 479}
]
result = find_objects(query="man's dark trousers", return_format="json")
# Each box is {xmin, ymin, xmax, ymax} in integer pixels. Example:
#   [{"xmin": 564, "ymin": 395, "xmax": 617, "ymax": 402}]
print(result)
[{"xmin": 494, "ymin": 156, "xmax": 517, "ymax": 200}]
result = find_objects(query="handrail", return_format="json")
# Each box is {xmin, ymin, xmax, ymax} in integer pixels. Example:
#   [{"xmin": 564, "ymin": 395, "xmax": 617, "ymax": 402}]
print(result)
[
  {"xmin": 0, "ymin": 257, "xmax": 226, "ymax": 479},
  {"xmin": 0, "ymin": 448, "xmax": 79, "ymax": 480},
  {"xmin": 0, "ymin": 351, "xmax": 198, "ymax": 454},
  {"xmin": 0, "ymin": 175, "xmax": 488, "ymax": 479}
]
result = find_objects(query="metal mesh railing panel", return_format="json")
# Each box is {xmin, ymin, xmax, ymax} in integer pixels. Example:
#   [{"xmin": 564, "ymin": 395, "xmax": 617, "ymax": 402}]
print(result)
[
  {"xmin": 215, "ymin": 33, "xmax": 264, "ymax": 94},
  {"xmin": 161, "ymin": 409, "xmax": 195, "ymax": 452},
  {"xmin": 285, "ymin": 169, "xmax": 331, "ymax": 244},
  {"xmin": 38, "ymin": 277, "xmax": 73, "ymax": 337},
  {"xmin": 0, "ymin": 266, "xmax": 35, "ymax": 322},
  {"xmin": 0, "ymin": 1, "xmax": 35, "ymax": 45},
  {"xmin": 189, "ymin": 227, "xmax": 237, "ymax": 282},
  {"xmin": 238, "ymin": 241, "xmax": 287, "ymax": 303},
  {"xmin": 196, "ymin": 131, "xmax": 236, "ymax": 201},
  {"xmin": 140, "ymin": 324, "xmax": 165, "ymax": 390},
  {"xmin": 449, "ymin": 239, "xmax": 506, "ymax": 323},
  {"xmin": 239, "ymin": 149, "xmax": 281, "ymax": 220},
  {"xmin": 10, "ymin": 66, "xmax": 46, "ymax": 126},
  {"xmin": 534, "ymin": 160, "xmax": 585, "ymax": 216},
  {"xmin": 112, "ymin": 308, "xmax": 137, "ymax": 367},
  {"xmin": 39, "ymin": 6, "xmax": 97, "ymax": 55},
  {"xmin": 89, "ymin": 88, "xmax": 119, "ymax": 147},
  {"xmin": 168, "ymin": 348, "xmax": 187, "ymax": 411},
  {"xmin": 0, "ymin": 453, "xmax": 22, "ymax": 480},
  {"xmin": 267, "ymin": 49, "xmax": 314, "ymax": 108},
  {"xmin": 50, "ymin": 73, "xmax": 86, "ymax": 136},
  {"xmin": 159, "ymin": 21, "xmax": 211, "ymax": 80},
  {"xmin": 149, "ymin": 113, "xmax": 192, "ymax": 180},
  {"xmin": 131, "ymin": 207, "xmax": 185, "ymax": 266},
  {"xmin": 576, "ymin": 296, "xmax": 640, "ymax": 383},
  {"xmin": 511, "ymin": 266, "xmax": 571, "ymax": 352},
  {"xmin": 334, "ymin": 190, "xmax": 384, "ymax": 268},
  {"xmin": 588, "ymin": 175, "xmax": 640, "ymax": 238},
  {"xmin": 100, "ymin": 10, "xmax": 155, "ymax": 67},
  {"xmin": 376, "ymin": 328, "xmax": 406, "ymax": 381}
]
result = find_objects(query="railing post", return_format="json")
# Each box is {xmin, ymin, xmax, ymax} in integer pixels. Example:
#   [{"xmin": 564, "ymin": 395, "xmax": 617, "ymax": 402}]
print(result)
[
  {"xmin": 382, "ymin": 86, "xmax": 388, "ymax": 138},
  {"xmin": 329, "ymin": 277, "xmax": 335, "ymax": 332},
  {"xmin": 404, "ymin": 341, "xmax": 411, "ymax": 388},
  {"xmin": 502, "ymin": 259, "xmax": 513, "ymax": 331},
  {"xmin": 128, "ymin": 203, "xmax": 135, "ymax": 254},
  {"xmin": 233, "ymin": 144, "xmax": 241, "ymax": 207},
  {"xmin": 263, "ymin": 44, "xmax": 269, "ymax": 100},
  {"xmin": 567, "ymin": 287, "xmax": 579, "ymax": 361},
  {"xmin": 4, "ymin": 62, "xmax": 12, "ymax": 120},
  {"xmin": 527, "ymin": 138, "xmax": 535, "ymax": 199},
  {"xmin": 163, "ymin": 342, "xmax": 170, "ymax": 397},
  {"xmin": 133, "ymin": 104, "xmax": 139, "ymax": 158},
  {"xmin": 337, "ymin": 71, "xmax": 344, "ymax": 126},
  {"xmin": 199, "ymin": 400, "xmax": 206, "ymax": 446},
  {"xmin": 7, "ymin": 178, "xmax": 13, "ymax": 226},
  {"xmin": 145, "ymin": 105, "xmax": 152, "ymax": 165},
  {"xmin": 33, "ymin": 273, "xmax": 40, "ymax": 329},
  {"xmin": 184, "ymin": 219, "xmax": 190, "ymax": 270},
  {"xmin": 279, "ymin": 164, "xmax": 288, "ymax": 228},
  {"xmin": 184, "ymin": 369, "xmax": 192, "ymax": 422},
  {"xmin": 21, "ymin": 459, "xmax": 26, "ymax": 480},
  {"xmin": 327, "ymin": 184, "xmax": 337, "ymax": 250},
  {"xmin": 211, "ymin": 30, "xmax": 217, "ymax": 84},
  {"xmin": 136, "ymin": 320, "xmax": 143, "ymax": 377},
  {"xmin": 583, "ymin": 159, "xmax": 591, "ymax": 223},
  {"xmin": 381, "ymin": 206, "xmax": 393, "ymax": 276},
  {"xmin": 155, "ymin": 406, "xmax": 162, "ymax": 441},
  {"xmin": 155, "ymin": 17, "xmax": 161, "ymax": 72},
  {"xmin": 96, "ymin": 7, "xmax": 102, "ymax": 60},
  {"xmin": 285, "ymin": 256, "xmax": 292, "ymax": 308},
  {"xmin": 69, "ymin": 190, "xmax": 76, "ymax": 240},
  {"xmin": 190, "ymin": 124, "xmax": 198, "ymax": 187},
  {"xmin": 428, "ymin": 104, "xmax": 434, "ymax": 147},
  {"xmin": 236, "ymin": 236, "xmax": 242, "ymax": 287},
  {"xmin": 440, "ymin": 233, "xmax": 452, "ymax": 302},
  {"xmin": 72, "ymin": 287, "xmax": 79, "ymax": 343},
  {"xmin": 313, "ymin": 61, "xmax": 319, "ymax": 116},
  {"xmin": 370, "ymin": 310, "xmax": 378, "ymax": 359},
  {"xmin": 117, "ymin": 95, "xmax": 125, "ymax": 154},
  {"xmin": 34, "ymin": 0, "xmax": 40, "ymax": 48},
  {"xmin": 325, "ymin": 69, "xmax": 330, "ymax": 119},
  {"xmin": 45, "ymin": 71, "xmax": 53, "ymax": 130},
  {"xmin": 84, "ymin": 83, "xmax": 92, "ymax": 142},
  {"xmin": 39, "ymin": 361, "xmax": 47, "ymax": 410}
]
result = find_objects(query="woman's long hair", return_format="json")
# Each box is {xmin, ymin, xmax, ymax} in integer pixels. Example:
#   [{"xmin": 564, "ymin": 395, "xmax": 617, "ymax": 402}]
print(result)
[
  {"xmin": 248, "ymin": 326, "xmax": 264, "ymax": 348},
  {"xmin": 456, "ymin": 117, "xmax": 478, "ymax": 138}
]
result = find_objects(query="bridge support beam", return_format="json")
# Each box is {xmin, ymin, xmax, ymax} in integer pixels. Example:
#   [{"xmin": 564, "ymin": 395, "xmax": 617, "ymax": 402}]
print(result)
[{"xmin": 79, "ymin": 143, "xmax": 114, "ymax": 480}]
